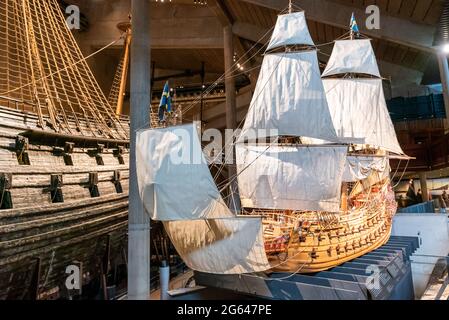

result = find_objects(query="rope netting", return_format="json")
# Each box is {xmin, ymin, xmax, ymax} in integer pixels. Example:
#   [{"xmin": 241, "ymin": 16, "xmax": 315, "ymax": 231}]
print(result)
[
  {"xmin": 108, "ymin": 55, "xmax": 125, "ymax": 112},
  {"xmin": 0, "ymin": 0, "xmax": 128, "ymax": 139}
]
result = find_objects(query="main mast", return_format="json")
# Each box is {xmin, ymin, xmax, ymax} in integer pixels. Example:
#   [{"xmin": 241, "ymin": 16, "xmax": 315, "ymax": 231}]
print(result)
[{"xmin": 238, "ymin": 8, "xmax": 338, "ymax": 143}]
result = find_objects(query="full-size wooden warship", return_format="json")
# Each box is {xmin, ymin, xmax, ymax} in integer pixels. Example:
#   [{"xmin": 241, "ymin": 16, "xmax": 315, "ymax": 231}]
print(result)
[
  {"xmin": 0, "ymin": 0, "xmax": 131, "ymax": 299},
  {"xmin": 137, "ymin": 8, "xmax": 405, "ymax": 276}
]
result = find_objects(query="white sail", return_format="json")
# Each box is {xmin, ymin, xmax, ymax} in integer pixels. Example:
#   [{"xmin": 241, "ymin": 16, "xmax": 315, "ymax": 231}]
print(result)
[
  {"xmin": 343, "ymin": 156, "xmax": 388, "ymax": 182},
  {"xmin": 164, "ymin": 217, "xmax": 271, "ymax": 274},
  {"xmin": 323, "ymin": 78, "xmax": 403, "ymax": 154},
  {"xmin": 322, "ymin": 40, "xmax": 380, "ymax": 77},
  {"xmin": 266, "ymin": 11, "xmax": 314, "ymax": 51},
  {"xmin": 236, "ymin": 145, "xmax": 347, "ymax": 212},
  {"xmin": 136, "ymin": 123, "xmax": 233, "ymax": 220},
  {"xmin": 238, "ymin": 51, "xmax": 338, "ymax": 142}
]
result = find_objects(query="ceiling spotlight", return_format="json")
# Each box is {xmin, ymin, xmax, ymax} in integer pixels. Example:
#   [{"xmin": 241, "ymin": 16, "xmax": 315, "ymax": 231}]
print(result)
[{"xmin": 442, "ymin": 43, "xmax": 449, "ymax": 54}]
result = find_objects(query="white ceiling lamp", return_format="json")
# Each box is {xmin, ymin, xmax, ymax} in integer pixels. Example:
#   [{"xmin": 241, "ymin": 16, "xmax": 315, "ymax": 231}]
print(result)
[{"xmin": 442, "ymin": 43, "xmax": 449, "ymax": 54}]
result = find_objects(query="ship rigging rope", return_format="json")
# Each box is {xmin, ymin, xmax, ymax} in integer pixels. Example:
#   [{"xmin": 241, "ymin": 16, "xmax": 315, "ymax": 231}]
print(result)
[
  {"xmin": 166, "ymin": 3, "xmax": 302, "ymax": 122},
  {"xmin": 140, "ymin": 3, "xmax": 341, "ymax": 130},
  {"xmin": 179, "ymin": 26, "xmax": 277, "ymax": 120},
  {"xmin": 0, "ymin": 186, "xmax": 5, "ymax": 209},
  {"xmin": 178, "ymin": 27, "xmax": 372, "ymax": 126},
  {"xmin": 0, "ymin": 35, "xmax": 125, "ymax": 97},
  {"xmin": 0, "ymin": 0, "xmax": 128, "ymax": 139},
  {"xmin": 391, "ymin": 159, "xmax": 410, "ymax": 188},
  {"xmin": 212, "ymin": 52, "xmax": 287, "ymax": 182},
  {"xmin": 207, "ymin": 31, "xmax": 378, "ymax": 184},
  {"xmin": 211, "ymin": 39, "xmax": 343, "ymax": 186}
]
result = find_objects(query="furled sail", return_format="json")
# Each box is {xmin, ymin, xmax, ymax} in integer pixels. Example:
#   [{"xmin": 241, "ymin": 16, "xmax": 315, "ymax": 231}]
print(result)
[
  {"xmin": 164, "ymin": 217, "xmax": 270, "ymax": 274},
  {"xmin": 266, "ymin": 11, "xmax": 314, "ymax": 51},
  {"xmin": 236, "ymin": 145, "xmax": 348, "ymax": 212},
  {"xmin": 323, "ymin": 78, "xmax": 403, "ymax": 154},
  {"xmin": 137, "ymin": 123, "xmax": 271, "ymax": 274},
  {"xmin": 136, "ymin": 123, "xmax": 233, "ymax": 220},
  {"xmin": 238, "ymin": 51, "xmax": 338, "ymax": 142},
  {"xmin": 322, "ymin": 40, "xmax": 381, "ymax": 77},
  {"xmin": 343, "ymin": 156, "xmax": 388, "ymax": 182}
]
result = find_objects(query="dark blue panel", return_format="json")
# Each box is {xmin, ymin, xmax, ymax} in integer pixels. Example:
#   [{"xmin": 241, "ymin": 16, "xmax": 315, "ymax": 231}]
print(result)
[
  {"xmin": 362, "ymin": 252, "xmax": 396, "ymax": 261},
  {"xmin": 387, "ymin": 93, "xmax": 446, "ymax": 122},
  {"xmin": 330, "ymin": 266, "xmax": 372, "ymax": 276},
  {"xmin": 352, "ymin": 257, "xmax": 390, "ymax": 266},
  {"xmin": 387, "ymin": 264, "xmax": 415, "ymax": 300}
]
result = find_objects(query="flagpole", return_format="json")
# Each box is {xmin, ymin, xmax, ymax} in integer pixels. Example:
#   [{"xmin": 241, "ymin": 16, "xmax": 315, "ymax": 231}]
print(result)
[{"xmin": 350, "ymin": 13, "xmax": 354, "ymax": 40}]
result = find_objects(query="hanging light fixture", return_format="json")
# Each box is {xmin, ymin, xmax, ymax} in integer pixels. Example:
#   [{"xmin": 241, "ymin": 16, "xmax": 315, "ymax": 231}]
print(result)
[{"xmin": 436, "ymin": 0, "xmax": 449, "ymax": 54}]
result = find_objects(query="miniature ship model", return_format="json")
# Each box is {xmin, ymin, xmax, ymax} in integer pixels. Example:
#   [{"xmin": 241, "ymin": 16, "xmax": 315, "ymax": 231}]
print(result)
[
  {"xmin": 0, "ymin": 0, "xmax": 130, "ymax": 299},
  {"xmin": 138, "ymin": 9, "xmax": 404, "ymax": 275},
  {"xmin": 236, "ymin": 10, "xmax": 403, "ymax": 273}
]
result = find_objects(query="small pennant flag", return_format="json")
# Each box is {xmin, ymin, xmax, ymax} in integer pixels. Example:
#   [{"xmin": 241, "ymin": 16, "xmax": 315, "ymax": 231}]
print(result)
[
  {"xmin": 350, "ymin": 12, "xmax": 359, "ymax": 33},
  {"xmin": 158, "ymin": 81, "xmax": 172, "ymax": 122}
]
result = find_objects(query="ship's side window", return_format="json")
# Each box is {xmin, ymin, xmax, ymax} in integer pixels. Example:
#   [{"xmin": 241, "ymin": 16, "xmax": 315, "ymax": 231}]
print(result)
[
  {"xmin": 89, "ymin": 172, "xmax": 100, "ymax": 198},
  {"xmin": 113, "ymin": 170, "xmax": 123, "ymax": 194},
  {"xmin": 50, "ymin": 174, "xmax": 64, "ymax": 203},
  {"xmin": 15, "ymin": 136, "xmax": 30, "ymax": 165},
  {"xmin": 51, "ymin": 188, "xmax": 64, "ymax": 203},
  {"xmin": 96, "ymin": 144, "xmax": 105, "ymax": 165},
  {"xmin": 96, "ymin": 155, "xmax": 104, "ymax": 166},
  {"xmin": 0, "ymin": 174, "xmax": 13, "ymax": 209},
  {"xmin": 115, "ymin": 181, "xmax": 123, "ymax": 194}
]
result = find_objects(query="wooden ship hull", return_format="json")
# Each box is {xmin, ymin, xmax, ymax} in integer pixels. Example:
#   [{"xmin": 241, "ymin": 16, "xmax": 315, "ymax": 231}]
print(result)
[
  {"xmin": 0, "ymin": 0, "xmax": 139, "ymax": 299},
  {"xmin": 255, "ymin": 175, "xmax": 397, "ymax": 273},
  {"xmin": 0, "ymin": 103, "xmax": 130, "ymax": 299}
]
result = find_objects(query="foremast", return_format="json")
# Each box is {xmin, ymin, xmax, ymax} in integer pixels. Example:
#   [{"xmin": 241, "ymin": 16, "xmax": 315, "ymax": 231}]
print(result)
[{"xmin": 236, "ymin": 8, "xmax": 349, "ymax": 213}]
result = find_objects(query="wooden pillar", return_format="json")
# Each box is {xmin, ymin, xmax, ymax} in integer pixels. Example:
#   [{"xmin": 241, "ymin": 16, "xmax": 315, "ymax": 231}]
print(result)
[
  {"xmin": 224, "ymin": 25, "xmax": 236, "ymax": 130},
  {"xmin": 419, "ymin": 172, "xmax": 429, "ymax": 202},
  {"xmin": 437, "ymin": 54, "xmax": 449, "ymax": 130},
  {"xmin": 224, "ymin": 25, "xmax": 240, "ymax": 212},
  {"xmin": 128, "ymin": 0, "xmax": 151, "ymax": 300}
]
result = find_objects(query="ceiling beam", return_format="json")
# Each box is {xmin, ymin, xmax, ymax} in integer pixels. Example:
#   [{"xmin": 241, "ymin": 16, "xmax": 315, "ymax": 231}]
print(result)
[
  {"xmin": 208, "ymin": 0, "xmax": 234, "ymax": 25},
  {"xmin": 232, "ymin": 21, "xmax": 271, "ymax": 44},
  {"xmin": 240, "ymin": 0, "xmax": 437, "ymax": 53},
  {"xmin": 77, "ymin": 17, "xmax": 224, "ymax": 49},
  {"xmin": 77, "ymin": 2, "xmax": 225, "ymax": 50},
  {"xmin": 377, "ymin": 61, "xmax": 424, "ymax": 87}
]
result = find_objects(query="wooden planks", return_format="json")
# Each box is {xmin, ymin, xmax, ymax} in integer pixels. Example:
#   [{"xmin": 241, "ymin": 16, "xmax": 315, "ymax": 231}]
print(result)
[{"xmin": 0, "ymin": 105, "xmax": 131, "ymax": 299}]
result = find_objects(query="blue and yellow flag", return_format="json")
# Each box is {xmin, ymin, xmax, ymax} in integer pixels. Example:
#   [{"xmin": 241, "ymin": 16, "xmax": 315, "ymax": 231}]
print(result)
[
  {"xmin": 350, "ymin": 12, "xmax": 359, "ymax": 33},
  {"xmin": 158, "ymin": 81, "xmax": 172, "ymax": 121}
]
